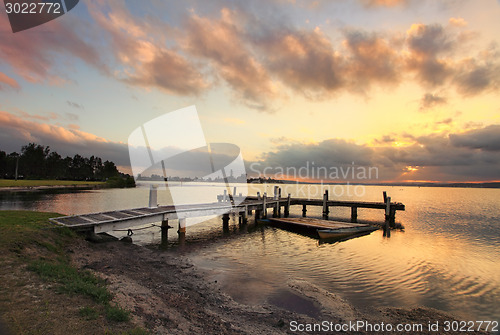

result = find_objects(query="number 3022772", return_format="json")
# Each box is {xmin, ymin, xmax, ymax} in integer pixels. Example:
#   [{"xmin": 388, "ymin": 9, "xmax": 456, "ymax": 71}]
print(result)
[{"xmin": 5, "ymin": 2, "xmax": 62, "ymax": 14}]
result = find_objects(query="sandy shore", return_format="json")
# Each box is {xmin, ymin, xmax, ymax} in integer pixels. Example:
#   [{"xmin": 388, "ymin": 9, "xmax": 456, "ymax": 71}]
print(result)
[{"xmin": 68, "ymin": 237, "xmax": 489, "ymax": 334}]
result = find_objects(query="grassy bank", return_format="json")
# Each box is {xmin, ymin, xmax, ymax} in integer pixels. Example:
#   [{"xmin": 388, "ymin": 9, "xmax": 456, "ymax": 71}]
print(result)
[
  {"xmin": 0, "ymin": 179, "xmax": 105, "ymax": 188},
  {"xmin": 0, "ymin": 210, "xmax": 146, "ymax": 335}
]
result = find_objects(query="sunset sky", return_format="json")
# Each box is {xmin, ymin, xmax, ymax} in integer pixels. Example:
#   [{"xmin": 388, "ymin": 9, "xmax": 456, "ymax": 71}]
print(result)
[{"xmin": 1, "ymin": 0, "xmax": 500, "ymax": 182}]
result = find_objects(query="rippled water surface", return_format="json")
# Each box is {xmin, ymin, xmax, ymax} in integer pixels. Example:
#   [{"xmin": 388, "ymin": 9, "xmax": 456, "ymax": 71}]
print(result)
[{"xmin": 2, "ymin": 184, "xmax": 499, "ymax": 324}]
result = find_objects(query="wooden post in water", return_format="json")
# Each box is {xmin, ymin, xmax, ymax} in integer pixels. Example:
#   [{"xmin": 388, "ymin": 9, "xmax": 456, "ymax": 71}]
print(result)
[
  {"xmin": 384, "ymin": 196, "xmax": 391, "ymax": 222},
  {"xmin": 247, "ymin": 205, "xmax": 253, "ymax": 216},
  {"xmin": 273, "ymin": 186, "xmax": 279, "ymax": 200},
  {"xmin": 273, "ymin": 200, "xmax": 278, "ymax": 218},
  {"xmin": 284, "ymin": 194, "xmax": 291, "ymax": 217},
  {"xmin": 161, "ymin": 218, "xmax": 169, "ymax": 246},
  {"xmin": 262, "ymin": 193, "xmax": 267, "ymax": 219},
  {"xmin": 322, "ymin": 190, "xmax": 329, "ymax": 220},
  {"xmin": 242, "ymin": 206, "xmax": 248, "ymax": 224},
  {"xmin": 223, "ymin": 190, "xmax": 228, "ymax": 202},
  {"xmin": 255, "ymin": 208, "xmax": 261, "ymax": 222},
  {"xmin": 351, "ymin": 207, "xmax": 358, "ymax": 223},
  {"xmin": 257, "ymin": 192, "xmax": 261, "ymax": 200},
  {"xmin": 222, "ymin": 213, "xmax": 230, "ymax": 230},
  {"xmin": 178, "ymin": 218, "xmax": 186, "ymax": 234},
  {"xmin": 302, "ymin": 204, "xmax": 307, "ymax": 217},
  {"xmin": 277, "ymin": 188, "xmax": 282, "ymax": 217}
]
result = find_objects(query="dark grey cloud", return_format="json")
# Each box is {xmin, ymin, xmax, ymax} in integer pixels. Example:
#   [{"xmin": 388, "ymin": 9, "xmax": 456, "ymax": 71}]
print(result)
[
  {"xmin": 250, "ymin": 126, "xmax": 500, "ymax": 182},
  {"xmin": 419, "ymin": 93, "xmax": 447, "ymax": 110},
  {"xmin": 449, "ymin": 125, "xmax": 500, "ymax": 151},
  {"xmin": 67, "ymin": 101, "xmax": 84, "ymax": 109}
]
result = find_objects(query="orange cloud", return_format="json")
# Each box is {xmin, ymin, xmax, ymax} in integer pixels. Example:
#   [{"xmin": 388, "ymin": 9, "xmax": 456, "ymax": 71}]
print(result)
[
  {"xmin": 0, "ymin": 72, "xmax": 20, "ymax": 90},
  {"xmin": 0, "ymin": 110, "xmax": 130, "ymax": 166},
  {"xmin": 0, "ymin": 14, "xmax": 107, "ymax": 84},
  {"xmin": 87, "ymin": 0, "xmax": 208, "ymax": 96},
  {"xmin": 184, "ymin": 8, "xmax": 278, "ymax": 109}
]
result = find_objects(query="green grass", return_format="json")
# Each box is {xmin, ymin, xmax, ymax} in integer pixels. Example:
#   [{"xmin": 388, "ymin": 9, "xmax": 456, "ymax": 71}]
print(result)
[
  {"xmin": 27, "ymin": 259, "xmax": 113, "ymax": 304},
  {"xmin": 105, "ymin": 304, "xmax": 131, "ymax": 322},
  {"xmin": 79, "ymin": 306, "xmax": 99, "ymax": 320},
  {"xmin": 0, "ymin": 210, "xmax": 135, "ymax": 331},
  {"xmin": 0, "ymin": 179, "xmax": 105, "ymax": 187}
]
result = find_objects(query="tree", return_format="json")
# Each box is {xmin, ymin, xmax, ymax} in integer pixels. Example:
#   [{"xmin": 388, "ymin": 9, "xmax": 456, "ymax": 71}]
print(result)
[
  {"xmin": 20, "ymin": 143, "xmax": 50, "ymax": 179},
  {"xmin": 102, "ymin": 160, "xmax": 119, "ymax": 179}
]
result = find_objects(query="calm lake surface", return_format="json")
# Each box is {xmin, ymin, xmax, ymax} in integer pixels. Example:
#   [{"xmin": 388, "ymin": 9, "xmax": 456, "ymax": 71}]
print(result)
[{"xmin": 2, "ymin": 184, "xmax": 499, "ymax": 325}]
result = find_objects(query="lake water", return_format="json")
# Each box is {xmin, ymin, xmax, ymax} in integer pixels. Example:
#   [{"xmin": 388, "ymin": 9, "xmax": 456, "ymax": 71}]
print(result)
[{"xmin": 1, "ymin": 183, "xmax": 499, "ymax": 326}]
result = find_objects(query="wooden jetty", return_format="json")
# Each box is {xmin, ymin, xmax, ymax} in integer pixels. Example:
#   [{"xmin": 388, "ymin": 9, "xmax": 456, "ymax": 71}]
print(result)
[{"xmin": 50, "ymin": 186, "xmax": 404, "ymax": 243}]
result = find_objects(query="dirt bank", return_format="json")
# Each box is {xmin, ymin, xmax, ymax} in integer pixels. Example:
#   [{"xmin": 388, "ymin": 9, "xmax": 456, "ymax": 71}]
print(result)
[{"xmin": 71, "ymin": 238, "xmax": 488, "ymax": 334}]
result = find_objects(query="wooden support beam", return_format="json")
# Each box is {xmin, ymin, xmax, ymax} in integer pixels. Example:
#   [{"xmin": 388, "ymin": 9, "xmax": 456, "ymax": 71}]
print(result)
[
  {"xmin": 385, "ymin": 196, "xmax": 391, "ymax": 222},
  {"xmin": 161, "ymin": 219, "xmax": 169, "ymax": 245},
  {"xmin": 302, "ymin": 204, "xmax": 307, "ymax": 217},
  {"xmin": 241, "ymin": 208, "xmax": 248, "ymax": 224},
  {"xmin": 322, "ymin": 190, "xmax": 329, "ymax": 220},
  {"xmin": 262, "ymin": 193, "xmax": 267, "ymax": 219},
  {"xmin": 222, "ymin": 213, "xmax": 230, "ymax": 230},
  {"xmin": 178, "ymin": 218, "xmax": 186, "ymax": 234},
  {"xmin": 351, "ymin": 207, "xmax": 358, "ymax": 223},
  {"xmin": 284, "ymin": 194, "xmax": 291, "ymax": 217},
  {"xmin": 273, "ymin": 201, "xmax": 278, "ymax": 218}
]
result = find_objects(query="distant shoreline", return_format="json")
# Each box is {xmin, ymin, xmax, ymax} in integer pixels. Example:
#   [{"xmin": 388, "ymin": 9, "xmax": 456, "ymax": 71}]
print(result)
[{"xmin": 0, "ymin": 184, "xmax": 105, "ymax": 192}]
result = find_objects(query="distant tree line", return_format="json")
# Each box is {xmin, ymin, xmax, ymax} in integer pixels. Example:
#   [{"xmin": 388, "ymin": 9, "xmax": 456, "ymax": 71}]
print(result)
[{"xmin": 0, "ymin": 143, "xmax": 133, "ymax": 186}]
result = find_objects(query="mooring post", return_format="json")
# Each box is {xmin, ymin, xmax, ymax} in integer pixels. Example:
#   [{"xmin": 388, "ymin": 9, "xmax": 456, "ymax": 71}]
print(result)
[
  {"xmin": 148, "ymin": 185, "xmax": 158, "ymax": 208},
  {"xmin": 222, "ymin": 213, "xmax": 230, "ymax": 230},
  {"xmin": 389, "ymin": 206, "xmax": 396, "ymax": 228},
  {"xmin": 262, "ymin": 193, "xmax": 267, "ymax": 218},
  {"xmin": 284, "ymin": 194, "xmax": 291, "ymax": 217},
  {"xmin": 257, "ymin": 192, "xmax": 261, "ymax": 200},
  {"xmin": 273, "ymin": 200, "xmax": 278, "ymax": 218},
  {"xmin": 178, "ymin": 218, "xmax": 186, "ymax": 235},
  {"xmin": 322, "ymin": 190, "xmax": 329, "ymax": 220},
  {"xmin": 242, "ymin": 206, "xmax": 248, "ymax": 223},
  {"xmin": 385, "ymin": 196, "xmax": 391, "ymax": 222},
  {"xmin": 223, "ymin": 190, "xmax": 228, "ymax": 202},
  {"xmin": 383, "ymin": 191, "xmax": 387, "ymax": 203},
  {"xmin": 255, "ymin": 208, "xmax": 261, "ymax": 222},
  {"xmin": 302, "ymin": 204, "xmax": 307, "ymax": 217},
  {"xmin": 161, "ymin": 218, "xmax": 169, "ymax": 246},
  {"xmin": 351, "ymin": 207, "xmax": 358, "ymax": 222},
  {"xmin": 277, "ymin": 188, "xmax": 282, "ymax": 217},
  {"xmin": 273, "ymin": 186, "xmax": 278, "ymax": 200}
]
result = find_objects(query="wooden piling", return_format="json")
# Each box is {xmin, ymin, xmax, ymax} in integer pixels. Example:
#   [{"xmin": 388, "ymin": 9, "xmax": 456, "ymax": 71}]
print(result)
[
  {"xmin": 273, "ymin": 201, "xmax": 278, "ymax": 218},
  {"xmin": 222, "ymin": 213, "xmax": 230, "ymax": 230},
  {"xmin": 322, "ymin": 190, "xmax": 329, "ymax": 220},
  {"xmin": 384, "ymin": 196, "xmax": 391, "ymax": 222},
  {"xmin": 161, "ymin": 218, "xmax": 169, "ymax": 245},
  {"xmin": 262, "ymin": 193, "xmax": 267, "ymax": 219},
  {"xmin": 351, "ymin": 207, "xmax": 358, "ymax": 222},
  {"xmin": 302, "ymin": 204, "xmax": 307, "ymax": 217},
  {"xmin": 242, "ymin": 207, "xmax": 248, "ymax": 224},
  {"xmin": 178, "ymin": 218, "xmax": 186, "ymax": 234},
  {"xmin": 284, "ymin": 194, "xmax": 291, "ymax": 217}
]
